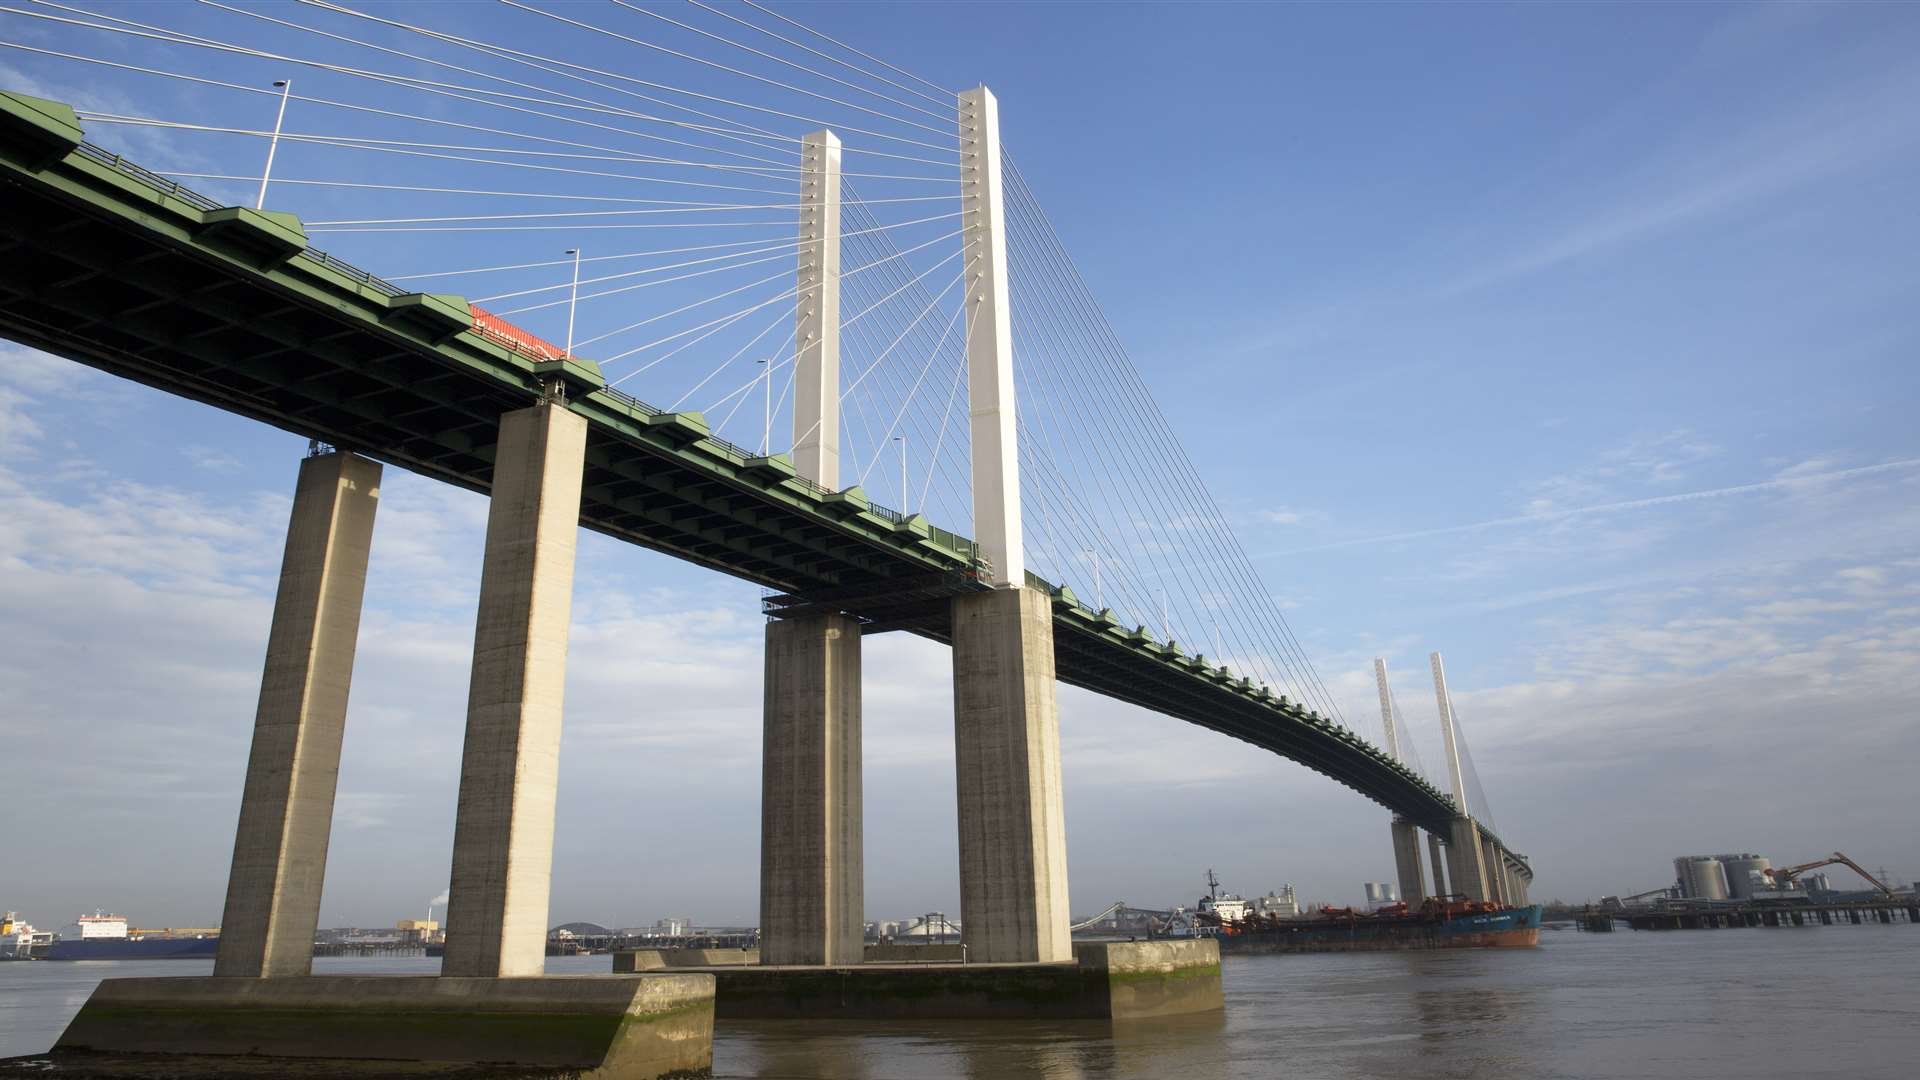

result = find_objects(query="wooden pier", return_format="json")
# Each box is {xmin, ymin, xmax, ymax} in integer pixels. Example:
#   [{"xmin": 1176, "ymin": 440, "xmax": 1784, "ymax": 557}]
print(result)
[{"xmin": 1578, "ymin": 901, "xmax": 1920, "ymax": 933}]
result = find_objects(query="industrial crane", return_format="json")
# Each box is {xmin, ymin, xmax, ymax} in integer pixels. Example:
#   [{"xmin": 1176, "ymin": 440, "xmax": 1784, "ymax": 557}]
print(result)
[
  {"xmin": 1598, "ymin": 887, "xmax": 1673, "ymax": 910},
  {"xmin": 1763, "ymin": 852, "xmax": 1894, "ymax": 896}
]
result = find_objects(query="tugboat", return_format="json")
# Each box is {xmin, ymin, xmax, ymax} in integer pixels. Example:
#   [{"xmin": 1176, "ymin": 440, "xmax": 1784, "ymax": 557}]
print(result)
[{"xmin": 1187, "ymin": 874, "xmax": 1541, "ymax": 953}]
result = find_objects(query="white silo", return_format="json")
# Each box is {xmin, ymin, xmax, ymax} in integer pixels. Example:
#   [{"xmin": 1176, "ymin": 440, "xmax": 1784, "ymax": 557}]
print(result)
[
  {"xmin": 1674, "ymin": 856, "xmax": 1730, "ymax": 900},
  {"xmin": 1716, "ymin": 854, "xmax": 1772, "ymax": 899}
]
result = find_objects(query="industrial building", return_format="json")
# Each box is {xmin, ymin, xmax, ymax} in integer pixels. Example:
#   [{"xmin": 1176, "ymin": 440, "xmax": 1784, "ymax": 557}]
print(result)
[
  {"xmin": 1672, "ymin": 853, "xmax": 1871, "ymax": 901},
  {"xmin": 1674, "ymin": 856, "xmax": 1731, "ymax": 900},
  {"xmin": 1714, "ymin": 854, "xmax": 1774, "ymax": 900}
]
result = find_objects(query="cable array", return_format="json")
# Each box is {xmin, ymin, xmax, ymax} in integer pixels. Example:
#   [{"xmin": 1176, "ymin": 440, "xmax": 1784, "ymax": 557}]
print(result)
[
  {"xmin": 1447, "ymin": 702, "xmax": 1497, "ymax": 829},
  {"xmin": 1001, "ymin": 157, "xmax": 1350, "ymax": 726},
  {"xmin": 1, "ymin": 0, "xmax": 1417, "ymax": 770},
  {"xmin": 1384, "ymin": 684, "xmax": 1436, "ymax": 789},
  {"xmin": 0, "ymin": 0, "xmax": 962, "ymax": 456}
]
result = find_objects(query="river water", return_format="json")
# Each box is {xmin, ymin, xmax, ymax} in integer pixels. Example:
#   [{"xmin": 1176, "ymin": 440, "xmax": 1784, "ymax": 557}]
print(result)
[{"xmin": 2, "ymin": 925, "xmax": 1915, "ymax": 1078}]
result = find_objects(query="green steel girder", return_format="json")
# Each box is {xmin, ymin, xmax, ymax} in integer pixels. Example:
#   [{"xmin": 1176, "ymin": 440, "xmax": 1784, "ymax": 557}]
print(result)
[
  {"xmin": 0, "ymin": 122, "xmax": 983, "ymax": 597},
  {"xmin": 0, "ymin": 97, "xmax": 1527, "ymax": 854}
]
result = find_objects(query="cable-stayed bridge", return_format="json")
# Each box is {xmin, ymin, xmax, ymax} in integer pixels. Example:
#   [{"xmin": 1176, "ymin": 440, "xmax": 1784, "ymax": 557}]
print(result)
[{"xmin": 0, "ymin": 0, "xmax": 1529, "ymax": 1026}]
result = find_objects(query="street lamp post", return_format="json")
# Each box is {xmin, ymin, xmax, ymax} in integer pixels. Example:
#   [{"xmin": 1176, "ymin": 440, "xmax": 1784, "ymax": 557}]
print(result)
[
  {"xmin": 894, "ymin": 435, "xmax": 907, "ymax": 514},
  {"xmin": 255, "ymin": 79, "xmax": 293, "ymax": 211},
  {"xmin": 563, "ymin": 248, "xmax": 582, "ymax": 358},
  {"xmin": 757, "ymin": 358, "xmax": 770, "ymax": 455}
]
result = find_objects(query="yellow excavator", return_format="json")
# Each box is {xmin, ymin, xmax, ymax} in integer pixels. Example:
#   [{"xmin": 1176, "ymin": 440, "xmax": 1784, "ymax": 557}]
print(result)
[{"xmin": 1763, "ymin": 852, "xmax": 1894, "ymax": 896}]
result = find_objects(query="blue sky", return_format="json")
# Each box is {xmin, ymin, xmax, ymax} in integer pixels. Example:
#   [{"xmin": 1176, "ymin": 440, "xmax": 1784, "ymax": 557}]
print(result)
[{"xmin": 1, "ymin": 1, "xmax": 1917, "ymax": 928}]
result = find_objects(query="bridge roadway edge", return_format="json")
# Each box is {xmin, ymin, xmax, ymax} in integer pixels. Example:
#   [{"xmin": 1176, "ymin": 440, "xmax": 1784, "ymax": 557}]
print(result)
[{"xmin": 0, "ymin": 91, "xmax": 1521, "ymax": 858}]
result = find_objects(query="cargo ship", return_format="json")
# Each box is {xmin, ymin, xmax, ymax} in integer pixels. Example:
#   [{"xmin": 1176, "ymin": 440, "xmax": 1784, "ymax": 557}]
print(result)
[
  {"xmin": 44, "ymin": 912, "xmax": 219, "ymax": 961},
  {"xmin": 1187, "ymin": 874, "xmax": 1541, "ymax": 953}
]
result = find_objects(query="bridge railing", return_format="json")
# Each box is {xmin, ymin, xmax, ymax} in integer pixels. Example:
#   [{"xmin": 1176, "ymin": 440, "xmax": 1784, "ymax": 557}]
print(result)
[
  {"xmin": 78, "ymin": 141, "xmax": 408, "ymax": 299},
  {"xmin": 75, "ymin": 142, "xmax": 219, "ymax": 212}
]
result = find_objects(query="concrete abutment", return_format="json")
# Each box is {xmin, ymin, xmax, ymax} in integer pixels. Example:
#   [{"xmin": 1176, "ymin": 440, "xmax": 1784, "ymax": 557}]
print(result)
[{"xmin": 51, "ymin": 975, "xmax": 715, "ymax": 1078}]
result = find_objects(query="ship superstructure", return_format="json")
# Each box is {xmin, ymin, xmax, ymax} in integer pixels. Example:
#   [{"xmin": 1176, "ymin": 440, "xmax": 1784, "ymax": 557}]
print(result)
[{"xmin": 44, "ymin": 911, "xmax": 219, "ymax": 960}]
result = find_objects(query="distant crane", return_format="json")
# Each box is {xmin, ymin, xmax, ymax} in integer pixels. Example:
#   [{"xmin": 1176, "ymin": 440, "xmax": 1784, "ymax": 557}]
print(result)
[{"xmin": 1763, "ymin": 852, "xmax": 1894, "ymax": 897}]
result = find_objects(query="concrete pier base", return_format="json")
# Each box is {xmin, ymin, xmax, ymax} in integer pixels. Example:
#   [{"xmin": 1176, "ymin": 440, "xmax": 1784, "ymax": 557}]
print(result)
[
  {"xmin": 48, "ymin": 975, "xmax": 714, "ymax": 1079},
  {"xmin": 759, "ymin": 613, "xmax": 863, "ymax": 966},
  {"xmin": 1427, "ymin": 833, "xmax": 1449, "ymax": 897},
  {"xmin": 618, "ymin": 940, "xmax": 1220, "ymax": 1021},
  {"xmin": 950, "ymin": 587, "xmax": 1072, "ymax": 964},
  {"xmin": 216, "ymin": 452, "xmax": 380, "ymax": 978}
]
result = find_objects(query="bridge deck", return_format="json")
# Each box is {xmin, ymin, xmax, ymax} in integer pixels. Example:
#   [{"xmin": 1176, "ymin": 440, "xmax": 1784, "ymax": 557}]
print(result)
[{"xmin": 0, "ymin": 91, "xmax": 1520, "ymax": 855}]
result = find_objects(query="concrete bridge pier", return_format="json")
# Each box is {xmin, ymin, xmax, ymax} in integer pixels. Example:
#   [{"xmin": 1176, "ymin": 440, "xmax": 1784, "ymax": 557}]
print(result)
[
  {"xmin": 215, "ymin": 450, "xmax": 381, "ymax": 977},
  {"xmin": 952, "ymin": 586, "xmax": 1073, "ymax": 963},
  {"xmin": 757, "ymin": 125, "xmax": 865, "ymax": 968},
  {"xmin": 57, "ymin": 412, "xmax": 714, "ymax": 1076},
  {"xmin": 1389, "ymin": 818, "xmax": 1425, "ymax": 904},
  {"xmin": 1446, "ymin": 817, "xmax": 1491, "ymax": 901},
  {"xmin": 1427, "ymin": 834, "xmax": 1450, "ymax": 898},
  {"xmin": 443, "ymin": 400, "xmax": 587, "ymax": 978},
  {"xmin": 1481, "ymin": 838, "xmax": 1508, "ymax": 905},
  {"xmin": 759, "ymin": 613, "xmax": 864, "ymax": 965}
]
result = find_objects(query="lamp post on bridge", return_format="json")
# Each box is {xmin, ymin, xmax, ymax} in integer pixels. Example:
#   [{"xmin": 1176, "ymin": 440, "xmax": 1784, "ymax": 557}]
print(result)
[
  {"xmin": 758, "ymin": 358, "xmax": 771, "ymax": 455},
  {"xmin": 894, "ymin": 435, "xmax": 908, "ymax": 514},
  {"xmin": 255, "ymin": 79, "xmax": 292, "ymax": 211},
  {"xmin": 563, "ymin": 248, "xmax": 582, "ymax": 359}
]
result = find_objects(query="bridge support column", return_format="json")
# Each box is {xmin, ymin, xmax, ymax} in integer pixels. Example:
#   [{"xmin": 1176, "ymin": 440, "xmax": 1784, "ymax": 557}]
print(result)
[
  {"xmin": 215, "ymin": 451, "xmax": 381, "ymax": 978},
  {"xmin": 1390, "ymin": 818, "xmax": 1424, "ymax": 903},
  {"xmin": 759, "ymin": 614, "xmax": 864, "ymax": 965},
  {"xmin": 1483, "ymin": 840, "xmax": 1508, "ymax": 905},
  {"xmin": 1427, "ymin": 833, "xmax": 1449, "ymax": 897},
  {"xmin": 443, "ymin": 401, "xmax": 587, "ymax": 978},
  {"xmin": 1446, "ymin": 818, "xmax": 1490, "ymax": 902},
  {"xmin": 952, "ymin": 586, "xmax": 1071, "ymax": 963}
]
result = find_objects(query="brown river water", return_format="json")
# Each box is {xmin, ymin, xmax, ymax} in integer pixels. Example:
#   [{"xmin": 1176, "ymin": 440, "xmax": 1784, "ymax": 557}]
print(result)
[{"xmin": 2, "ymin": 925, "xmax": 1914, "ymax": 1078}]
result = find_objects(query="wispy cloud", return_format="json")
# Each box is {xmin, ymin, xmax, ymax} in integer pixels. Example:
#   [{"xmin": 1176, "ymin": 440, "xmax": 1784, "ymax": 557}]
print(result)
[
  {"xmin": 1438, "ymin": 57, "xmax": 1920, "ymax": 298},
  {"xmin": 1265, "ymin": 458, "xmax": 1920, "ymax": 558}
]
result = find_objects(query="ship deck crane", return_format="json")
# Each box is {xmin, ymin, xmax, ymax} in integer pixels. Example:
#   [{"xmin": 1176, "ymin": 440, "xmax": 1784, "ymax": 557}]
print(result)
[{"xmin": 1763, "ymin": 852, "xmax": 1893, "ymax": 896}]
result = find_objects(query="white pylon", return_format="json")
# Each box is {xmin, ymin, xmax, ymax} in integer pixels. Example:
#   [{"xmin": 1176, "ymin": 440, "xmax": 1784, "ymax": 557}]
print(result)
[
  {"xmin": 959, "ymin": 86, "xmax": 1022, "ymax": 587},
  {"xmin": 1430, "ymin": 651, "xmax": 1470, "ymax": 813},
  {"xmin": 794, "ymin": 129, "xmax": 841, "ymax": 488},
  {"xmin": 1373, "ymin": 658, "xmax": 1400, "ymax": 764}
]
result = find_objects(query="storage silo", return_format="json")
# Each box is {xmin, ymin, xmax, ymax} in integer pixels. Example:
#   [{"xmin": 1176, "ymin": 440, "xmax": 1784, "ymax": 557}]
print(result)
[
  {"xmin": 1673, "ymin": 856, "xmax": 1730, "ymax": 900},
  {"xmin": 1717, "ymin": 854, "xmax": 1772, "ymax": 899}
]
